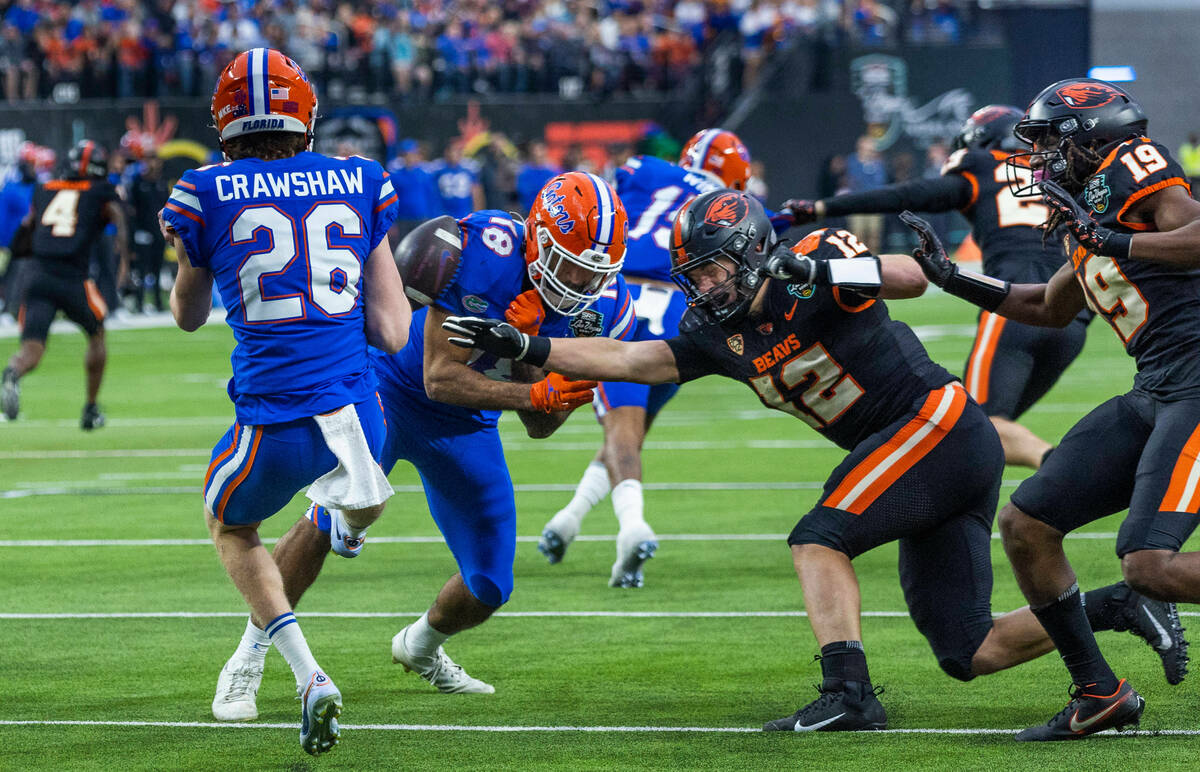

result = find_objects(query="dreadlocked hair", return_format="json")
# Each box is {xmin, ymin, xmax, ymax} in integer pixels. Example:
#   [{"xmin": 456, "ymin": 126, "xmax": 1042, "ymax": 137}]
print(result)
[
  {"xmin": 222, "ymin": 132, "xmax": 308, "ymax": 161},
  {"xmin": 1041, "ymin": 141, "xmax": 1105, "ymax": 244}
]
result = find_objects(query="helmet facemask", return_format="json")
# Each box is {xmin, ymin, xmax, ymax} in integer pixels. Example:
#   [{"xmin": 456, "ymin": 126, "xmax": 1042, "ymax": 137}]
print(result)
[
  {"xmin": 670, "ymin": 219, "xmax": 772, "ymax": 326},
  {"xmin": 528, "ymin": 226, "xmax": 622, "ymax": 316}
]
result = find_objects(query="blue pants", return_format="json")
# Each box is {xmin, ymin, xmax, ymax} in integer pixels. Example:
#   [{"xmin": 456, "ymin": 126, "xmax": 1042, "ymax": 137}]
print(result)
[
  {"xmin": 312, "ymin": 379, "xmax": 516, "ymax": 607},
  {"xmin": 204, "ymin": 396, "xmax": 387, "ymax": 526},
  {"xmin": 595, "ymin": 281, "xmax": 684, "ymax": 417}
]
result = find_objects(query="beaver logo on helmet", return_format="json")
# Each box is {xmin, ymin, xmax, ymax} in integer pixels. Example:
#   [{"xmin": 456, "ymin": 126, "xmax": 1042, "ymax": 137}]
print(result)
[
  {"xmin": 1055, "ymin": 82, "xmax": 1120, "ymax": 110},
  {"xmin": 704, "ymin": 194, "xmax": 748, "ymax": 228}
]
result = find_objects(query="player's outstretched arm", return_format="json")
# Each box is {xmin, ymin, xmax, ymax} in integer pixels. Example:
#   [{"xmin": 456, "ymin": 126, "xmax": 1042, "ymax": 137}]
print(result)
[
  {"xmin": 782, "ymin": 176, "xmax": 973, "ymax": 224},
  {"xmin": 442, "ymin": 316, "xmax": 681, "ymax": 385},
  {"xmin": 363, "ymin": 235, "xmax": 411, "ymax": 354},
  {"xmin": 899, "ymin": 210, "xmax": 1082, "ymax": 327},
  {"xmin": 876, "ymin": 254, "xmax": 929, "ymax": 299},
  {"xmin": 164, "ymin": 213, "xmax": 212, "ymax": 332}
]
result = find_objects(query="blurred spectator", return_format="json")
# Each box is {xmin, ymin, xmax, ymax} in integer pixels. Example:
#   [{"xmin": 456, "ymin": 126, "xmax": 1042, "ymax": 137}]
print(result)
[
  {"xmin": 845, "ymin": 134, "xmax": 888, "ymax": 251},
  {"xmin": 516, "ymin": 139, "xmax": 560, "ymax": 212},
  {"xmin": 430, "ymin": 139, "xmax": 484, "ymax": 218},
  {"xmin": 1179, "ymin": 133, "xmax": 1200, "ymax": 189},
  {"xmin": 387, "ymin": 138, "xmax": 440, "ymax": 236},
  {"xmin": 127, "ymin": 151, "xmax": 169, "ymax": 312}
]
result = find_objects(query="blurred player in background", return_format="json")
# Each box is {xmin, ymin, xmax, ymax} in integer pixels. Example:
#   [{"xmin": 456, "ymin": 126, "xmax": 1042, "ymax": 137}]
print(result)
[
  {"xmin": 127, "ymin": 150, "xmax": 170, "ymax": 313},
  {"xmin": 1, "ymin": 139, "xmax": 131, "ymax": 429},
  {"xmin": 443, "ymin": 190, "xmax": 1184, "ymax": 733},
  {"xmin": 783, "ymin": 105, "xmax": 1089, "ymax": 468},
  {"xmin": 210, "ymin": 172, "xmax": 635, "ymax": 719},
  {"xmin": 162, "ymin": 48, "xmax": 410, "ymax": 755},
  {"xmin": 907, "ymin": 78, "xmax": 1200, "ymax": 740},
  {"xmin": 539, "ymin": 128, "xmax": 793, "ymax": 588}
]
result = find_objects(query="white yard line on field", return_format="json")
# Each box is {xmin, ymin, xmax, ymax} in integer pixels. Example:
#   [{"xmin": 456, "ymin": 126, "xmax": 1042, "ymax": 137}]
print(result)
[
  {"xmin": 0, "ymin": 532, "xmax": 1120, "ymax": 547},
  {"xmin": 0, "ymin": 719, "xmax": 1197, "ymax": 736}
]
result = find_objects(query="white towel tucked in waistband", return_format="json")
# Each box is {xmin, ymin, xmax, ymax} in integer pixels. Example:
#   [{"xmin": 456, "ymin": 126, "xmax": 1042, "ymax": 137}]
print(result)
[{"xmin": 306, "ymin": 403, "xmax": 394, "ymax": 510}]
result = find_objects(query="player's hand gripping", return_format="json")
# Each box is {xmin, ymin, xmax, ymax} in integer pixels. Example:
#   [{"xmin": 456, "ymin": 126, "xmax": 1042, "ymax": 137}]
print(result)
[
  {"xmin": 781, "ymin": 199, "xmax": 820, "ymax": 225},
  {"xmin": 505, "ymin": 288, "xmax": 545, "ymax": 335},
  {"xmin": 442, "ymin": 316, "xmax": 552, "ymax": 367},
  {"xmin": 1039, "ymin": 180, "xmax": 1132, "ymax": 258},
  {"xmin": 529, "ymin": 372, "xmax": 597, "ymax": 413},
  {"xmin": 763, "ymin": 242, "xmax": 817, "ymax": 284},
  {"xmin": 898, "ymin": 211, "xmax": 954, "ymax": 286}
]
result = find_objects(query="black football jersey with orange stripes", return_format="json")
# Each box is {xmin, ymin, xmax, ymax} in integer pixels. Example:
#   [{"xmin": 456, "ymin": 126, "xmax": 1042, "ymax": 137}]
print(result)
[
  {"xmin": 666, "ymin": 230, "xmax": 955, "ymax": 450},
  {"xmin": 30, "ymin": 178, "xmax": 119, "ymax": 274},
  {"xmin": 942, "ymin": 148, "xmax": 1067, "ymax": 283},
  {"xmin": 1064, "ymin": 138, "xmax": 1200, "ymax": 398}
]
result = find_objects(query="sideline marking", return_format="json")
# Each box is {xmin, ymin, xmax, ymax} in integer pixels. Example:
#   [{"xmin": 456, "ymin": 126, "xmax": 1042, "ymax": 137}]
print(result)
[{"xmin": 0, "ymin": 719, "xmax": 1195, "ymax": 736}]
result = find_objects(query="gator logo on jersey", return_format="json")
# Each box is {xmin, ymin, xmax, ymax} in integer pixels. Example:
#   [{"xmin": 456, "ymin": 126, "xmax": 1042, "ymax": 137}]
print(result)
[
  {"xmin": 463, "ymin": 295, "xmax": 488, "ymax": 313},
  {"xmin": 569, "ymin": 308, "xmax": 604, "ymax": 337},
  {"xmin": 539, "ymin": 179, "xmax": 575, "ymax": 235},
  {"xmin": 787, "ymin": 283, "xmax": 815, "ymax": 300},
  {"xmin": 727, "ymin": 333, "xmax": 744, "ymax": 355},
  {"xmin": 1084, "ymin": 174, "xmax": 1111, "ymax": 214},
  {"xmin": 703, "ymin": 193, "xmax": 748, "ymax": 228},
  {"xmin": 1055, "ymin": 83, "xmax": 1120, "ymax": 110}
]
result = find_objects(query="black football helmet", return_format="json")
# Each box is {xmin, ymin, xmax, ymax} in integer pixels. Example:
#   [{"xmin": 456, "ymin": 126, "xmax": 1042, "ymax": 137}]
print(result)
[
  {"xmin": 953, "ymin": 105, "xmax": 1024, "ymax": 152},
  {"xmin": 1008, "ymin": 78, "xmax": 1147, "ymax": 197},
  {"xmin": 669, "ymin": 190, "xmax": 777, "ymax": 325},
  {"xmin": 67, "ymin": 140, "xmax": 109, "ymax": 179}
]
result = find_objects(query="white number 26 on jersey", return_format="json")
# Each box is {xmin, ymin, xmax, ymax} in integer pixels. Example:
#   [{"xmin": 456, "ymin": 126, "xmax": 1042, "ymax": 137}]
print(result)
[{"xmin": 233, "ymin": 203, "xmax": 365, "ymax": 323}]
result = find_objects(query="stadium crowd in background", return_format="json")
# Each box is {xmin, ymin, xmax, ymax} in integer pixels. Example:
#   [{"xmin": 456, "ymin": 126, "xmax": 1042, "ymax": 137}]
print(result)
[{"xmin": 0, "ymin": 0, "xmax": 977, "ymax": 104}]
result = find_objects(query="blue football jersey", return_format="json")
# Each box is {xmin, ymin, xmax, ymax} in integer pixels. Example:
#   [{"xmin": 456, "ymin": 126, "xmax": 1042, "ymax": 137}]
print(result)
[
  {"xmin": 618, "ymin": 155, "xmax": 794, "ymax": 283},
  {"xmin": 162, "ymin": 151, "xmax": 400, "ymax": 425},
  {"xmin": 373, "ymin": 209, "xmax": 636, "ymax": 426},
  {"xmin": 430, "ymin": 160, "xmax": 480, "ymax": 218}
]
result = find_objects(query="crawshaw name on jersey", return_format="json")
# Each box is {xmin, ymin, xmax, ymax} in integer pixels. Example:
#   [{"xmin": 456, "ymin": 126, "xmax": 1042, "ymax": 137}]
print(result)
[
  {"xmin": 214, "ymin": 167, "xmax": 364, "ymax": 202},
  {"xmin": 753, "ymin": 333, "xmax": 803, "ymax": 374}
]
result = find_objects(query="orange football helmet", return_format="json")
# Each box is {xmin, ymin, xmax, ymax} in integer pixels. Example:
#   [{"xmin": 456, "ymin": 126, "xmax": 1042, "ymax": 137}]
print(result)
[
  {"xmin": 524, "ymin": 172, "xmax": 627, "ymax": 316},
  {"xmin": 679, "ymin": 128, "xmax": 753, "ymax": 190},
  {"xmin": 211, "ymin": 48, "xmax": 318, "ymax": 150}
]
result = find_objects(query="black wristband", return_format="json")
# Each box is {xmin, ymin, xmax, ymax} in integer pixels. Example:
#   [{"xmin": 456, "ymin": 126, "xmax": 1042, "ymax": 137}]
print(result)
[
  {"xmin": 1101, "ymin": 232, "xmax": 1133, "ymax": 259},
  {"xmin": 944, "ymin": 266, "xmax": 1011, "ymax": 312},
  {"xmin": 519, "ymin": 335, "xmax": 551, "ymax": 368}
]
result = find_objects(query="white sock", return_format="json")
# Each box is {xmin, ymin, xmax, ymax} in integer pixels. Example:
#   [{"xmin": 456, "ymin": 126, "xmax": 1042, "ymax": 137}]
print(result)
[
  {"xmin": 265, "ymin": 612, "xmax": 321, "ymax": 688},
  {"xmin": 334, "ymin": 508, "xmax": 368, "ymax": 538},
  {"xmin": 612, "ymin": 479, "xmax": 646, "ymax": 531},
  {"xmin": 405, "ymin": 611, "xmax": 450, "ymax": 659},
  {"xmin": 234, "ymin": 617, "xmax": 272, "ymax": 662},
  {"xmin": 555, "ymin": 462, "xmax": 611, "ymax": 528}
]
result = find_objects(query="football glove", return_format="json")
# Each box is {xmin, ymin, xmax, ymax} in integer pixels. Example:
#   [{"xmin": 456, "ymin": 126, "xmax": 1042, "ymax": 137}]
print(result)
[
  {"xmin": 764, "ymin": 243, "xmax": 818, "ymax": 284},
  {"xmin": 442, "ymin": 316, "xmax": 551, "ymax": 367},
  {"xmin": 764, "ymin": 243, "xmax": 883, "ymax": 297},
  {"xmin": 529, "ymin": 372, "xmax": 596, "ymax": 413},
  {"xmin": 505, "ymin": 288, "xmax": 546, "ymax": 335},
  {"xmin": 781, "ymin": 198, "xmax": 819, "ymax": 225},
  {"xmin": 1039, "ymin": 180, "xmax": 1132, "ymax": 258},
  {"xmin": 899, "ymin": 210, "xmax": 1010, "ymax": 311}
]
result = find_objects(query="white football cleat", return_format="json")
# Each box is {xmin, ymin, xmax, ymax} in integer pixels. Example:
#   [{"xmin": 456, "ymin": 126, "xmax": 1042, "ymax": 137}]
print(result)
[
  {"xmin": 299, "ymin": 670, "xmax": 342, "ymax": 756},
  {"xmin": 212, "ymin": 657, "xmax": 264, "ymax": 721},
  {"xmin": 391, "ymin": 624, "xmax": 495, "ymax": 694},
  {"xmin": 609, "ymin": 521, "xmax": 658, "ymax": 588},
  {"xmin": 538, "ymin": 512, "xmax": 583, "ymax": 565},
  {"xmin": 330, "ymin": 509, "xmax": 366, "ymax": 558}
]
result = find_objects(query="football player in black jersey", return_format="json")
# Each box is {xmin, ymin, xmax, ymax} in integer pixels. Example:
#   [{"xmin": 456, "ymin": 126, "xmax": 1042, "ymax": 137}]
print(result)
[
  {"xmin": 781, "ymin": 105, "xmax": 1089, "ymax": 469},
  {"xmin": 904, "ymin": 77, "xmax": 1200, "ymax": 740},
  {"xmin": 442, "ymin": 189, "xmax": 1184, "ymax": 733},
  {"xmin": 1, "ymin": 140, "xmax": 131, "ymax": 428}
]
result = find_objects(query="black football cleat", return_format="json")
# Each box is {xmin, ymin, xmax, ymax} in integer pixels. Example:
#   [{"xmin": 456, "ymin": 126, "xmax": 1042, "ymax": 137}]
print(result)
[
  {"xmin": 1015, "ymin": 679, "xmax": 1143, "ymax": 741},
  {"xmin": 763, "ymin": 681, "xmax": 887, "ymax": 732},
  {"xmin": 1, "ymin": 366, "xmax": 18, "ymax": 420},
  {"xmin": 80, "ymin": 402, "xmax": 105, "ymax": 431},
  {"xmin": 1108, "ymin": 583, "xmax": 1189, "ymax": 685}
]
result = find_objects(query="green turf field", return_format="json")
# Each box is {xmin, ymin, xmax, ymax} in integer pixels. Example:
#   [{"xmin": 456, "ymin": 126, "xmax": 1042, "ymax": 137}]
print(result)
[{"xmin": 3, "ymin": 293, "xmax": 1196, "ymax": 771}]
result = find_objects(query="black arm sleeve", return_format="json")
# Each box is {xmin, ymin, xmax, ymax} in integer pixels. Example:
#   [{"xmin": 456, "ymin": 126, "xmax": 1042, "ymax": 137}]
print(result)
[
  {"xmin": 665, "ymin": 331, "xmax": 720, "ymax": 384},
  {"xmin": 821, "ymin": 175, "xmax": 974, "ymax": 218}
]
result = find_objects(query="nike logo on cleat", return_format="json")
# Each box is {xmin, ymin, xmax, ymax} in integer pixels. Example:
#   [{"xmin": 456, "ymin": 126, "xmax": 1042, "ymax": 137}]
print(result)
[
  {"xmin": 1143, "ymin": 605, "xmax": 1173, "ymax": 651},
  {"xmin": 794, "ymin": 712, "xmax": 845, "ymax": 731},
  {"xmin": 1067, "ymin": 697, "xmax": 1126, "ymax": 734}
]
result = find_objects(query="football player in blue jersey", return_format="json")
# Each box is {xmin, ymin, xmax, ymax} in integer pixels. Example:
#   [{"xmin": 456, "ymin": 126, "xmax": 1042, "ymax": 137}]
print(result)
[
  {"xmin": 539, "ymin": 128, "xmax": 793, "ymax": 588},
  {"xmin": 209, "ymin": 171, "xmax": 637, "ymax": 717},
  {"xmin": 162, "ymin": 49, "xmax": 411, "ymax": 756}
]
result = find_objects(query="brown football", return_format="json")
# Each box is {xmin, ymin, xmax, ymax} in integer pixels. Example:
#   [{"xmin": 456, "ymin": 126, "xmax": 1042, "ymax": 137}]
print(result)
[{"xmin": 393, "ymin": 215, "xmax": 463, "ymax": 309}]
